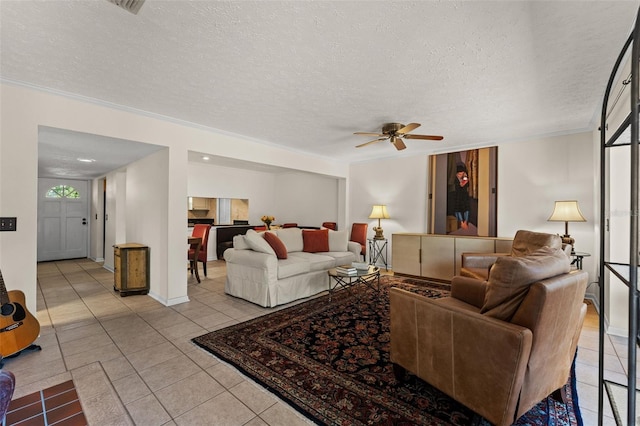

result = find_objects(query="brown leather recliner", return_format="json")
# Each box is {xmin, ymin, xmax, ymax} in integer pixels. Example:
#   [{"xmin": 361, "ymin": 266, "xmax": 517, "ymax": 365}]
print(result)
[
  {"xmin": 460, "ymin": 229, "xmax": 570, "ymax": 280},
  {"xmin": 390, "ymin": 247, "xmax": 587, "ymax": 426}
]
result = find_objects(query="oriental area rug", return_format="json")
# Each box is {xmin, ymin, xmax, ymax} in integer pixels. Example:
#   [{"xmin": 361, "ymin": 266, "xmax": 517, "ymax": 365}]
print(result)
[{"xmin": 192, "ymin": 276, "xmax": 582, "ymax": 426}]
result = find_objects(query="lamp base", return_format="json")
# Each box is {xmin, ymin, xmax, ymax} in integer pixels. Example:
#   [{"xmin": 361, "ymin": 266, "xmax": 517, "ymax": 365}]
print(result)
[
  {"xmin": 561, "ymin": 234, "xmax": 575, "ymax": 255},
  {"xmin": 373, "ymin": 227, "xmax": 385, "ymax": 240}
]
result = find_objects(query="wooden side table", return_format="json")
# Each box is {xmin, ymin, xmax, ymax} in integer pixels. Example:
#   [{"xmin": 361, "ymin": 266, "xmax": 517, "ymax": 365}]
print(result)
[{"xmin": 113, "ymin": 243, "xmax": 150, "ymax": 296}]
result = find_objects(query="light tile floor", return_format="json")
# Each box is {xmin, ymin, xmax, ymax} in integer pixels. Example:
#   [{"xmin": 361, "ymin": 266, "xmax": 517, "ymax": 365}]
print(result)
[{"xmin": 0, "ymin": 258, "xmax": 630, "ymax": 425}]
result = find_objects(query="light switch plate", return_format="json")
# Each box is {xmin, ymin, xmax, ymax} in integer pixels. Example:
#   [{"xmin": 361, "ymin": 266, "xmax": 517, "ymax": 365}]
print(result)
[{"xmin": 0, "ymin": 217, "xmax": 17, "ymax": 231}]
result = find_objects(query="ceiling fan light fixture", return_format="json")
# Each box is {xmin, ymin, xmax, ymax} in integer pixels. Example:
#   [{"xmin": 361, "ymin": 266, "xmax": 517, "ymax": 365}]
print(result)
[
  {"xmin": 354, "ymin": 122, "xmax": 443, "ymax": 151},
  {"xmin": 391, "ymin": 136, "xmax": 406, "ymax": 150}
]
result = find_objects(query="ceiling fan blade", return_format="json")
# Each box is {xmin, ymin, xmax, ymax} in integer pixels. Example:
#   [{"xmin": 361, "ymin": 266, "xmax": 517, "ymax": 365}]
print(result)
[
  {"xmin": 391, "ymin": 136, "xmax": 406, "ymax": 151},
  {"xmin": 356, "ymin": 137, "xmax": 388, "ymax": 148},
  {"xmin": 403, "ymin": 134, "xmax": 444, "ymax": 141},
  {"xmin": 397, "ymin": 123, "xmax": 421, "ymax": 134},
  {"xmin": 354, "ymin": 132, "xmax": 384, "ymax": 137}
]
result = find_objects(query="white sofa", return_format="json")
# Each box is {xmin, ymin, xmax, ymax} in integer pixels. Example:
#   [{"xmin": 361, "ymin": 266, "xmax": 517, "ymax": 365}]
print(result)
[{"xmin": 224, "ymin": 227, "xmax": 361, "ymax": 307}]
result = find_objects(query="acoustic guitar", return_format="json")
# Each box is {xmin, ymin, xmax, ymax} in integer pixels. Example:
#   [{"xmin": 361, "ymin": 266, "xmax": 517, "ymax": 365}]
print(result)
[{"xmin": 0, "ymin": 269, "xmax": 40, "ymax": 358}]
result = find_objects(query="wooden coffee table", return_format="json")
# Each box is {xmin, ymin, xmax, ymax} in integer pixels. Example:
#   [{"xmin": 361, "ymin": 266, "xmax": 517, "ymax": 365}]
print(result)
[{"xmin": 327, "ymin": 265, "xmax": 380, "ymax": 301}]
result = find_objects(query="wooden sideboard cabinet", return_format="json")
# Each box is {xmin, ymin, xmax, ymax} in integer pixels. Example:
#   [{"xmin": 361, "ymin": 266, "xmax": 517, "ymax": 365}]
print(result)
[
  {"xmin": 392, "ymin": 233, "xmax": 513, "ymax": 281},
  {"xmin": 114, "ymin": 243, "xmax": 150, "ymax": 296}
]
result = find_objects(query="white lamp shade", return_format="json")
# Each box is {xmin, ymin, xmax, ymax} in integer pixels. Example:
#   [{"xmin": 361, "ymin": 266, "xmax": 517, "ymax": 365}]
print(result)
[
  {"xmin": 547, "ymin": 200, "xmax": 586, "ymax": 222},
  {"xmin": 369, "ymin": 205, "xmax": 390, "ymax": 219}
]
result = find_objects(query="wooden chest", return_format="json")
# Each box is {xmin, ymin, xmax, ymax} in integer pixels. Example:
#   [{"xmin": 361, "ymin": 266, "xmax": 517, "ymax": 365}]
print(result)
[{"xmin": 113, "ymin": 243, "xmax": 150, "ymax": 296}]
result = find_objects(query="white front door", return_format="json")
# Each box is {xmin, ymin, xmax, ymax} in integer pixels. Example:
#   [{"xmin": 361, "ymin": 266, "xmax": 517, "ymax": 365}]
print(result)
[{"xmin": 38, "ymin": 178, "xmax": 90, "ymax": 261}]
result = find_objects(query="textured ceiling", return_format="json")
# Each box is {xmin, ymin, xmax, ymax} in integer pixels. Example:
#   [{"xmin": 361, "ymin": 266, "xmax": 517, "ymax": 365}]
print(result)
[{"xmin": 1, "ymin": 1, "xmax": 639, "ymax": 177}]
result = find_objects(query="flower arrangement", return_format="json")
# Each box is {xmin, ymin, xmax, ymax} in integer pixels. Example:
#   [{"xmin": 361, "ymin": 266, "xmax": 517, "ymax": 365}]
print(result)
[{"xmin": 261, "ymin": 215, "xmax": 275, "ymax": 229}]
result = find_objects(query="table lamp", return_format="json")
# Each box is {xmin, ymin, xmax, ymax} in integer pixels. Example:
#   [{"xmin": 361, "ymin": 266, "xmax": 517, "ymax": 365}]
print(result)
[
  {"xmin": 547, "ymin": 200, "xmax": 586, "ymax": 253},
  {"xmin": 369, "ymin": 205, "xmax": 390, "ymax": 240}
]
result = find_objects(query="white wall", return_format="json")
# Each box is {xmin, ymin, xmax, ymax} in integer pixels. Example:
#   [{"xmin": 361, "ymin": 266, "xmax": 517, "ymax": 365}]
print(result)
[
  {"xmin": 349, "ymin": 155, "xmax": 430, "ymax": 265},
  {"xmin": 104, "ymin": 171, "xmax": 127, "ymax": 271},
  {"xmin": 0, "ymin": 87, "xmax": 38, "ymax": 313},
  {"xmin": 349, "ymin": 132, "xmax": 598, "ymax": 295},
  {"xmin": 89, "ymin": 178, "xmax": 104, "ymax": 262},
  {"xmin": 124, "ymin": 149, "xmax": 186, "ymax": 305},
  {"xmin": 498, "ymin": 132, "xmax": 596, "ymax": 261},
  {"xmin": 274, "ymin": 172, "xmax": 341, "ymax": 228}
]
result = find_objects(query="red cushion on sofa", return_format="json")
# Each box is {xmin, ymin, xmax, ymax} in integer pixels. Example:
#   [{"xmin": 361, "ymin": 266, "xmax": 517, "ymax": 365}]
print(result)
[
  {"xmin": 302, "ymin": 229, "xmax": 330, "ymax": 253},
  {"xmin": 264, "ymin": 232, "xmax": 288, "ymax": 259}
]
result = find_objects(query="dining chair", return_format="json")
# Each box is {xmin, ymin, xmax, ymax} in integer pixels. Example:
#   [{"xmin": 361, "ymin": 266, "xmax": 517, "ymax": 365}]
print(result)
[
  {"xmin": 322, "ymin": 222, "xmax": 337, "ymax": 230},
  {"xmin": 189, "ymin": 224, "xmax": 211, "ymax": 277},
  {"xmin": 350, "ymin": 223, "xmax": 368, "ymax": 260},
  {"xmin": 282, "ymin": 223, "xmax": 298, "ymax": 228}
]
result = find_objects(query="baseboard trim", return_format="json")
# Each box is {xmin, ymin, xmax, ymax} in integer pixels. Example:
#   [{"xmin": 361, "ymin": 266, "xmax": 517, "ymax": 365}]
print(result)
[
  {"xmin": 584, "ymin": 294, "xmax": 599, "ymax": 314},
  {"xmin": 147, "ymin": 291, "xmax": 189, "ymax": 307}
]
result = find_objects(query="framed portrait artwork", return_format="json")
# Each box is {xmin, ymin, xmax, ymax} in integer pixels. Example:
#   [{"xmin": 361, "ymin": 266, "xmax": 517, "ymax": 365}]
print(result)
[{"xmin": 429, "ymin": 147, "xmax": 498, "ymax": 237}]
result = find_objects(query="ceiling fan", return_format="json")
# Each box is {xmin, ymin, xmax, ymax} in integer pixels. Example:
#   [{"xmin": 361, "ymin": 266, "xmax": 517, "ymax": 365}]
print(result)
[{"xmin": 354, "ymin": 123, "xmax": 443, "ymax": 151}]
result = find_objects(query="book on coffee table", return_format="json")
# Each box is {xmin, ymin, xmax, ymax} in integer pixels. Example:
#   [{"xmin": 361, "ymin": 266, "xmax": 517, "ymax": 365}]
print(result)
[
  {"xmin": 351, "ymin": 262, "xmax": 369, "ymax": 270},
  {"xmin": 336, "ymin": 265, "xmax": 358, "ymax": 275}
]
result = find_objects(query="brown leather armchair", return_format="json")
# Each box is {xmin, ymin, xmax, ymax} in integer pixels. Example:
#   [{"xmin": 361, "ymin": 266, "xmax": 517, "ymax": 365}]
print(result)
[
  {"xmin": 460, "ymin": 229, "xmax": 569, "ymax": 280},
  {"xmin": 390, "ymin": 248, "xmax": 587, "ymax": 426}
]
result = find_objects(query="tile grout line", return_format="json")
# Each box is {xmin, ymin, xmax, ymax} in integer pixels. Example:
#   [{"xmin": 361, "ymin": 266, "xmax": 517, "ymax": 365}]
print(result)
[
  {"xmin": 46, "ymin": 388, "xmax": 82, "ymax": 424},
  {"xmin": 40, "ymin": 389, "xmax": 48, "ymax": 426}
]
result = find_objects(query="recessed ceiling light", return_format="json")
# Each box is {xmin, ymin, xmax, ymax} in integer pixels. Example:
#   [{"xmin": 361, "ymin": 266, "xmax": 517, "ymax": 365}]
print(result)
[
  {"xmin": 77, "ymin": 158, "xmax": 96, "ymax": 163},
  {"xmin": 202, "ymin": 156, "xmax": 210, "ymax": 161}
]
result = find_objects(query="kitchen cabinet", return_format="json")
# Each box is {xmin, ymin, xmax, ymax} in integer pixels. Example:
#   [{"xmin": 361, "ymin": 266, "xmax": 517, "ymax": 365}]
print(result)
[
  {"xmin": 188, "ymin": 197, "xmax": 210, "ymax": 210},
  {"xmin": 392, "ymin": 234, "xmax": 512, "ymax": 281},
  {"xmin": 114, "ymin": 243, "xmax": 150, "ymax": 296}
]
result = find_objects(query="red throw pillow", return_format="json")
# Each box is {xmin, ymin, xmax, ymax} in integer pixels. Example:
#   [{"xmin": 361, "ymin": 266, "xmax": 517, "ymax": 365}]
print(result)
[
  {"xmin": 263, "ymin": 232, "xmax": 288, "ymax": 259},
  {"xmin": 302, "ymin": 229, "xmax": 330, "ymax": 253}
]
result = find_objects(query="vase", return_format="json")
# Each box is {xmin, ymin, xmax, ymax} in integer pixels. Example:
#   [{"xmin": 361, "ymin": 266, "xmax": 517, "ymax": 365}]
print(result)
[{"xmin": 264, "ymin": 222, "xmax": 271, "ymax": 230}]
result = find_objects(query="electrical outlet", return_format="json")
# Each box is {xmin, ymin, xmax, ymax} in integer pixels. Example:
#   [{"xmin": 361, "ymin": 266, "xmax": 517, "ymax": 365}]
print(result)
[{"xmin": 0, "ymin": 217, "xmax": 17, "ymax": 231}]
